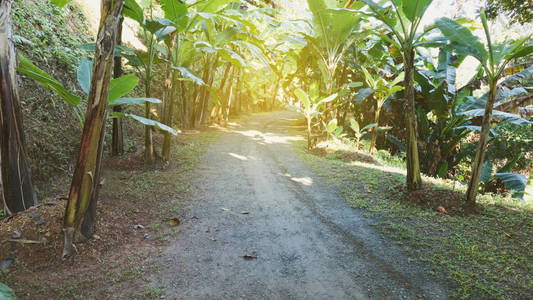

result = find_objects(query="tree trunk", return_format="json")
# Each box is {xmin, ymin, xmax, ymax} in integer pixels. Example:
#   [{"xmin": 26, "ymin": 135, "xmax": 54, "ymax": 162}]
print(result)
[
  {"xmin": 63, "ymin": 0, "xmax": 124, "ymax": 258},
  {"xmin": 0, "ymin": 0, "xmax": 37, "ymax": 215},
  {"xmin": 307, "ymin": 118, "xmax": 312, "ymax": 150},
  {"xmin": 404, "ymin": 49, "xmax": 422, "ymax": 191},
  {"xmin": 369, "ymin": 105, "xmax": 380, "ymax": 154},
  {"xmin": 162, "ymin": 70, "xmax": 177, "ymax": 161},
  {"xmin": 143, "ymin": 32, "xmax": 155, "ymax": 164},
  {"xmin": 111, "ymin": 16, "xmax": 124, "ymax": 157},
  {"xmin": 196, "ymin": 58, "xmax": 210, "ymax": 126},
  {"xmin": 223, "ymin": 68, "xmax": 236, "ymax": 122},
  {"xmin": 465, "ymin": 81, "xmax": 497, "ymax": 211}
]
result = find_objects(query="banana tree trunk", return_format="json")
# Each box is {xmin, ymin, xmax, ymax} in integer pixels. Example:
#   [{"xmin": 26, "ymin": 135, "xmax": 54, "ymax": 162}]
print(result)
[
  {"xmin": 465, "ymin": 81, "xmax": 497, "ymax": 211},
  {"xmin": 404, "ymin": 49, "xmax": 422, "ymax": 191},
  {"xmin": 201, "ymin": 56, "xmax": 218, "ymax": 124},
  {"xmin": 111, "ymin": 16, "xmax": 124, "ymax": 157},
  {"xmin": 0, "ymin": 0, "xmax": 37, "ymax": 215},
  {"xmin": 144, "ymin": 33, "xmax": 155, "ymax": 164},
  {"xmin": 307, "ymin": 118, "xmax": 312, "ymax": 150},
  {"xmin": 222, "ymin": 66, "xmax": 235, "ymax": 122},
  {"xmin": 63, "ymin": 0, "xmax": 124, "ymax": 258},
  {"xmin": 162, "ymin": 71, "xmax": 177, "ymax": 161},
  {"xmin": 369, "ymin": 104, "xmax": 380, "ymax": 154}
]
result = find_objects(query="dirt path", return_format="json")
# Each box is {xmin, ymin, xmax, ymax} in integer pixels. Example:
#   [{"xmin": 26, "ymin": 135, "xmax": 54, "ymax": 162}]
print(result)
[{"xmin": 152, "ymin": 111, "xmax": 449, "ymax": 299}]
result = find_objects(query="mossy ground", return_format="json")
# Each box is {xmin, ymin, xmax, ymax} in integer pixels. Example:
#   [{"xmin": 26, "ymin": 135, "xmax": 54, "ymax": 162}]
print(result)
[{"xmin": 292, "ymin": 121, "xmax": 533, "ymax": 299}]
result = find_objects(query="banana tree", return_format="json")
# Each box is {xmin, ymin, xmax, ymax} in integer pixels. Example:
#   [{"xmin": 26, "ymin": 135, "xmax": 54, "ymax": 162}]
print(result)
[
  {"xmin": 435, "ymin": 9, "xmax": 533, "ymax": 210},
  {"xmin": 291, "ymin": 86, "xmax": 337, "ymax": 149},
  {"xmin": 349, "ymin": 118, "xmax": 375, "ymax": 150},
  {"xmin": 359, "ymin": 67, "xmax": 404, "ymax": 153},
  {"xmin": 363, "ymin": 0, "xmax": 435, "ymax": 191},
  {"xmin": 0, "ymin": 0, "xmax": 38, "ymax": 215},
  {"xmin": 62, "ymin": 0, "xmax": 124, "ymax": 258},
  {"xmin": 305, "ymin": 0, "xmax": 362, "ymax": 121}
]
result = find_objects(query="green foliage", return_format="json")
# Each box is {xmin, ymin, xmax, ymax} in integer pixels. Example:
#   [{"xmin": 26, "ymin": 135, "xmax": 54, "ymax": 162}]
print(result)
[
  {"xmin": 486, "ymin": 0, "xmax": 533, "ymax": 24},
  {"xmin": 111, "ymin": 113, "xmax": 177, "ymax": 136},
  {"xmin": 17, "ymin": 54, "xmax": 81, "ymax": 107},
  {"xmin": 488, "ymin": 122, "xmax": 533, "ymax": 172}
]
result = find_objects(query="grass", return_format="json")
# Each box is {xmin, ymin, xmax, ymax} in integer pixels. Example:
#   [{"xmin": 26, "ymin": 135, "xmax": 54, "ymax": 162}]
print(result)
[{"xmin": 293, "ymin": 131, "xmax": 533, "ymax": 299}]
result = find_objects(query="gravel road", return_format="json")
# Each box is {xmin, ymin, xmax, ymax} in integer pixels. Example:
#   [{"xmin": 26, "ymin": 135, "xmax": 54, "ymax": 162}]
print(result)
[{"xmin": 153, "ymin": 111, "xmax": 449, "ymax": 299}]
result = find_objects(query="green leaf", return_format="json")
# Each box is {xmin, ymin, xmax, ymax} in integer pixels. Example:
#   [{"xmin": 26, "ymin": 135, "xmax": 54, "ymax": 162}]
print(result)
[
  {"xmin": 362, "ymin": 123, "xmax": 377, "ymax": 131},
  {"xmin": 459, "ymin": 109, "xmax": 533, "ymax": 125},
  {"xmin": 345, "ymin": 82, "xmax": 363, "ymax": 88},
  {"xmin": 160, "ymin": 0, "xmax": 188, "ymax": 30},
  {"xmin": 50, "ymin": 0, "xmax": 71, "ymax": 7},
  {"xmin": 317, "ymin": 93, "xmax": 338, "ymax": 107},
  {"xmin": 123, "ymin": 0, "xmax": 144, "ymax": 24},
  {"xmin": 326, "ymin": 119, "xmax": 338, "ymax": 134},
  {"xmin": 353, "ymin": 88, "xmax": 373, "ymax": 104},
  {"xmin": 504, "ymin": 45, "xmax": 533, "ymax": 62},
  {"xmin": 171, "ymin": 66, "xmax": 205, "ymax": 86},
  {"xmin": 295, "ymin": 88, "xmax": 311, "ymax": 111},
  {"xmin": 395, "ymin": 0, "xmax": 433, "ymax": 23},
  {"xmin": 495, "ymin": 173, "xmax": 528, "ymax": 199},
  {"xmin": 112, "ymin": 112, "xmax": 177, "ymax": 135},
  {"xmin": 77, "ymin": 59, "xmax": 92, "ymax": 95},
  {"xmin": 109, "ymin": 75, "xmax": 139, "ymax": 103},
  {"xmin": 349, "ymin": 118, "xmax": 360, "ymax": 132},
  {"xmin": 17, "ymin": 54, "xmax": 81, "ymax": 107},
  {"xmin": 108, "ymin": 97, "xmax": 162, "ymax": 107},
  {"xmin": 480, "ymin": 160, "xmax": 493, "ymax": 184},
  {"xmin": 435, "ymin": 17, "xmax": 487, "ymax": 63}
]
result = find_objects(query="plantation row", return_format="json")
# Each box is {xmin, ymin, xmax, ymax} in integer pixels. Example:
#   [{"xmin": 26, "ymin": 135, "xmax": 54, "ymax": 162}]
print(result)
[{"xmin": 0, "ymin": 0, "xmax": 531, "ymax": 258}]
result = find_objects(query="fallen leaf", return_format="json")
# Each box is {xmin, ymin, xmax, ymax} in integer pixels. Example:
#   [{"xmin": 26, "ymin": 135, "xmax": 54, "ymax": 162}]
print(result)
[
  {"xmin": 169, "ymin": 218, "xmax": 180, "ymax": 227},
  {"xmin": 436, "ymin": 206, "xmax": 447, "ymax": 214},
  {"xmin": 243, "ymin": 251, "xmax": 258, "ymax": 260}
]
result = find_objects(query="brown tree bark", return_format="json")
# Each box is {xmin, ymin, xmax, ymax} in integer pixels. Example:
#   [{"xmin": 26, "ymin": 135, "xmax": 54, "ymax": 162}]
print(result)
[
  {"xmin": 465, "ymin": 81, "xmax": 498, "ymax": 211},
  {"xmin": 0, "ymin": 0, "xmax": 37, "ymax": 215},
  {"xmin": 111, "ymin": 16, "xmax": 124, "ymax": 156},
  {"xmin": 63, "ymin": 0, "xmax": 124, "ymax": 258}
]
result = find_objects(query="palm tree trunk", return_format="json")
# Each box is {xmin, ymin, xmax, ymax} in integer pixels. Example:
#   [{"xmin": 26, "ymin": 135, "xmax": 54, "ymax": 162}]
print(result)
[
  {"xmin": 404, "ymin": 49, "xmax": 422, "ymax": 191},
  {"xmin": 465, "ymin": 81, "xmax": 497, "ymax": 211},
  {"xmin": 0, "ymin": 0, "xmax": 37, "ymax": 215},
  {"xmin": 111, "ymin": 16, "xmax": 124, "ymax": 157},
  {"xmin": 63, "ymin": 0, "xmax": 124, "ymax": 258}
]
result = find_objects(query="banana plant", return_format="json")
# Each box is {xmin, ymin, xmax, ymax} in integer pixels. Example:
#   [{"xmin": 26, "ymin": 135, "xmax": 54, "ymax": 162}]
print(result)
[
  {"xmin": 435, "ymin": 9, "xmax": 533, "ymax": 209},
  {"xmin": 358, "ymin": 67, "xmax": 404, "ymax": 153},
  {"xmin": 349, "ymin": 118, "xmax": 375, "ymax": 150},
  {"xmin": 363, "ymin": 0, "xmax": 435, "ymax": 191},
  {"xmin": 291, "ymin": 86, "xmax": 337, "ymax": 150},
  {"xmin": 305, "ymin": 0, "xmax": 363, "ymax": 122}
]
